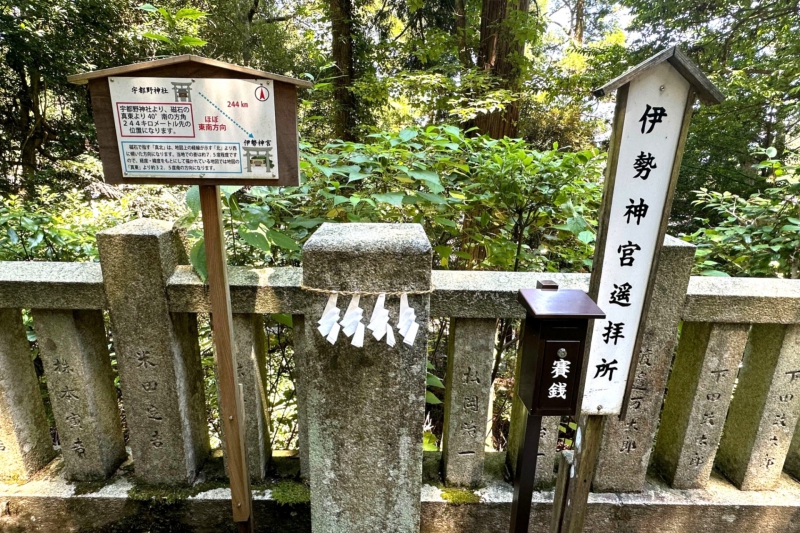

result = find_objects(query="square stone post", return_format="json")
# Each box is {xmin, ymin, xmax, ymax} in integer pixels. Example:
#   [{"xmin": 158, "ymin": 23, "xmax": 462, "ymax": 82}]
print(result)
[
  {"xmin": 442, "ymin": 317, "xmax": 496, "ymax": 487},
  {"xmin": 33, "ymin": 309, "xmax": 127, "ymax": 481},
  {"xmin": 0, "ymin": 309, "xmax": 56, "ymax": 480},
  {"xmin": 592, "ymin": 236, "xmax": 695, "ymax": 492},
  {"xmin": 292, "ymin": 314, "xmax": 310, "ymax": 479},
  {"xmin": 652, "ymin": 322, "xmax": 749, "ymax": 488},
  {"xmin": 219, "ymin": 314, "xmax": 271, "ymax": 480},
  {"xmin": 715, "ymin": 323, "xmax": 800, "ymax": 490},
  {"xmin": 302, "ymin": 223, "xmax": 431, "ymax": 533},
  {"xmin": 97, "ymin": 219, "xmax": 209, "ymax": 485}
]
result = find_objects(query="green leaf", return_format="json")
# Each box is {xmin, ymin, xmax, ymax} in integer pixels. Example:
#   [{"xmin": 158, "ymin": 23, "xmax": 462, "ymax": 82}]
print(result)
[
  {"xmin": 190, "ymin": 239, "xmax": 207, "ymax": 281},
  {"xmin": 766, "ymin": 147, "xmax": 778, "ymax": 158},
  {"xmin": 139, "ymin": 3, "xmax": 158, "ymax": 12},
  {"xmin": 406, "ymin": 170, "xmax": 443, "ymax": 192},
  {"xmin": 425, "ymin": 391, "xmax": 442, "ymax": 404},
  {"xmin": 372, "ymin": 192, "xmax": 406, "ymax": 207},
  {"xmin": 186, "ymin": 186, "xmax": 200, "ymax": 215},
  {"xmin": 221, "ymin": 185, "xmax": 243, "ymax": 197},
  {"xmin": 141, "ymin": 31, "xmax": 172, "ymax": 44},
  {"xmin": 426, "ymin": 361, "xmax": 435, "ymax": 370},
  {"xmin": 238, "ymin": 227, "xmax": 271, "ymax": 252},
  {"xmin": 267, "ymin": 230, "xmax": 300, "ymax": 250},
  {"xmin": 423, "ymin": 430, "xmax": 438, "ymax": 451},
  {"xmin": 178, "ymin": 36, "xmax": 207, "ymax": 47},
  {"xmin": 416, "ymin": 191, "xmax": 447, "ymax": 204},
  {"xmin": 426, "ymin": 372, "xmax": 445, "ymax": 389},
  {"xmin": 6, "ymin": 227, "xmax": 18, "ymax": 244},
  {"xmin": 271, "ymin": 313, "xmax": 293, "ymax": 327},
  {"xmin": 399, "ymin": 128, "xmax": 418, "ymax": 142},
  {"xmin": 577, "ymin": 230, "xmax": 595, "ymax": 244},
  {"xmin": 699, "ymin": 270, "xmax": 731, "ymax": 277},
  {"xmin": 175, "ymin": 8, "xmax": 208, "ymax": 19}
]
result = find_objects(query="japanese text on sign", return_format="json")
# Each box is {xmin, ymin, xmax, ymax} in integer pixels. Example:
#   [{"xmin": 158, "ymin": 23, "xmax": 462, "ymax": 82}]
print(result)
[{"xmin": 582, "ymin": 61, "xmax": 692, "ymax": 415}]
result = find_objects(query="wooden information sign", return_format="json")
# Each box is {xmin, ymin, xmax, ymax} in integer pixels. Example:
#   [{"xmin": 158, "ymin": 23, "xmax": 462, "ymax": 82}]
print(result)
[{"xmin": 70, "ymin": 56, "xmax": 311, "ymax": 533}]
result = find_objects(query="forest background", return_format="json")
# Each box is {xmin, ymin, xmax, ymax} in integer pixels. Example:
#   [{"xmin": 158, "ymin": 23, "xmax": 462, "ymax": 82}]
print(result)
[{"xmin": 1, "ymin": 0, "xmax": 799, "ymax": 454}]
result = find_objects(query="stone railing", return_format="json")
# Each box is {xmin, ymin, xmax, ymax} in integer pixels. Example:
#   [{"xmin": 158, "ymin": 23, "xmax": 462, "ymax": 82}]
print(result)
[{"xmin": 1, "ymin": 218, "xmax": 800, "ymax": 532}]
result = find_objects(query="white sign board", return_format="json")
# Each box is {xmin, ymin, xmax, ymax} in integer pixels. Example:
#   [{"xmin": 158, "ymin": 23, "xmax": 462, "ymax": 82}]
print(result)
[
  {"xmin": 582, "ymin": 62, "xmax": 691, "ymax": 415},
  {"xmin": 108, "ymin": 77, "xmax": 278, "ymax": 180}
]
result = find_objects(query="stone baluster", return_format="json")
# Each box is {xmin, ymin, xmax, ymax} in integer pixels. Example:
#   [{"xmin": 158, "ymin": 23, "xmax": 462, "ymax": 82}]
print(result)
[
  {"xmin": 219, "ymin": 314, "xmax": 270, "ymax": 480},
  {"xmin": 652, "ymin": 322, "xmax": 748, "ymax": 488},
  {"xmin": 33, "ymin": 309, "xmax": 127, "ymax": 481},
  {"xmin": 302, "ymin": 223, "xmax": 431, "ymax": 533},
  {"xmin": 592, "ymin": 236, "xmax": 695, "ymax": 492},
  {"xmin": 715, "ymin": 323, "xmax": 800, "ymax": 490},
  {"xmin": 0, "ymin": 309, "xmax": 56, "ymax": 480},
  {"xmin": 97, "ymin": 219, "xmax": 209, "ymax": 485},
  {"xmin": 441, "ymin": 317, "xmax": 496, "ymax": 487},
  {"xmin": 292, "ymin": 313, "xmax": 309, "ymax": 478}
]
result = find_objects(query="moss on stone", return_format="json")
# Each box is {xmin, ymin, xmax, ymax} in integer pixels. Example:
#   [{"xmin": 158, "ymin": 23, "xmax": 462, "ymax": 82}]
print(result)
[
  {"xmin": 270, "ymin": 480, "xmax": 310, "ymax": 506},
  {"xmin": 128, "ymin": 480, "xmax": 228, "ymax": 504},
  {"xmin": 72, "ymin": 479, "xmax": 112, "ymax": 496},
  {"xmin": 441, "ymin": 487, "xmax": 480, "ymax": 505}
]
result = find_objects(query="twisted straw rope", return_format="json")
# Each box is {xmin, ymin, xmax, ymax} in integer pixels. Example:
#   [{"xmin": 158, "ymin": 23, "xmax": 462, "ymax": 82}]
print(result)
[{"xmin": 299, "ymin": 284, "xmax": 435, "ymax": 296}]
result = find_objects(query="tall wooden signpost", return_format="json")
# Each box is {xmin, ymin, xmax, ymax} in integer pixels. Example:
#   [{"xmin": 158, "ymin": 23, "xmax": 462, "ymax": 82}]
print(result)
[
  {"xmin": 69, "ymin": 55, "xmax": 311, "ymax": 532},
  {"xmin": 548, "ymin": 47, "xmax": 724, "ymax": 533}
]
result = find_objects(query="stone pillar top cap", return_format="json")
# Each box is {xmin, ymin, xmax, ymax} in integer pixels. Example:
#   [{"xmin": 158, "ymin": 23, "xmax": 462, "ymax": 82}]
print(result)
[
  {"xmin": 303, "ymin": 223, "xmax": 431, "ymax": 256},
  {"xmin": 97, "ymin": 218, "xmax": 174, "ymax": 237}
]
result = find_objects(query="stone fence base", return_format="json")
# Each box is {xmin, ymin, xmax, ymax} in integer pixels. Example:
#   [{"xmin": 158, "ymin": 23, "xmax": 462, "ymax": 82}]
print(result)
[{"xmin": 1, "ymin": 452, "xmax": 799, "ymax": 532}]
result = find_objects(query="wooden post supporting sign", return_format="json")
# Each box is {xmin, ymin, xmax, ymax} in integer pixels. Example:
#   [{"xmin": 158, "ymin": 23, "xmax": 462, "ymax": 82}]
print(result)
[
  {"xmin": 70, "ymin": 56, "xmax": 311, "ymax": 531},
  {"xmin": 550, "ymin": 46, "xmax": 724, "ymax": 533}
]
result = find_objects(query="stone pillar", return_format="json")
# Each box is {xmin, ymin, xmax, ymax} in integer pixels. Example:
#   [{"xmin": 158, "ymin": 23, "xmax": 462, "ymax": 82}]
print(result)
[
  {"xmin": 0, "ymin": 309, "xmax": 55, "ymax": 480},
  {"xmin": 302, "ymin": 223, "xmax": 431, "ymax": 533},
  {"xmin": 715, "ymin": 324, "xmax": 800, "ymax": 490},
  {"xmin": 506, "ymin": 393, "xmax": 559, "ymax": 490},
  {"xmin": 292, "ymin": 314, "xmax": 309, "ymax": 479},
  {"xmin": 97, "ymin": 219, "xmax": 209, "ymax": 485},
  {"xmin": 592, "ymin": 236, "xmax": 695, "ymax": 492},
  {"xmin": 442, "ymin": 318, "xmax": 495, "ymax": 487},
  {"xmin": 652, "ymin": 322, "xmax": 748, "ymax": 488},
  {"xmin": 33, "ymin": 309, "xmax": 126, "ymax": 481},
  {"xmin": 220, "ymin": 314, "xmax": 270, "ymax": 480}
]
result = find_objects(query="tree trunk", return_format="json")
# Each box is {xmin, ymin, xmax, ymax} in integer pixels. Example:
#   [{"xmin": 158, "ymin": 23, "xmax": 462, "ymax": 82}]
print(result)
[
  {"xmin": 329, "ymin": 0, "xmax": 357, "ymax": 142},
  {"xmin": 454, "ymin": 0, "xmax": 472, "ymax": 67},
  {"xmin": 474, "ymin": 0, "xmax": 531, "ymax": 139},
  {"xmin": 574, "ymin": 0, "xmax": 585, "ymax": 44}
]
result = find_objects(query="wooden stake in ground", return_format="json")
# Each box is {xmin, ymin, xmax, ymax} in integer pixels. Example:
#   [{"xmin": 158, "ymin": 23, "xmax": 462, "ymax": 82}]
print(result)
[
  {"xmin": 551, "ymin": 46, "xmax": 723, "ymax": 533},
  {"xmin": 200, "ymin": 185, "xmax": 254, "ymax": 532}
]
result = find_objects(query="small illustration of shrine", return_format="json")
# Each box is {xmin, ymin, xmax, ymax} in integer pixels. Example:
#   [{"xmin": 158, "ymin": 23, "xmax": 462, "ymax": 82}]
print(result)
[
  {"xmin": 242, "ymin": 144, "xmax": 274, "ymax": 176},
  {"xmin": 172, "ymin": 81, "xmax": 193, "ymax": 102}
]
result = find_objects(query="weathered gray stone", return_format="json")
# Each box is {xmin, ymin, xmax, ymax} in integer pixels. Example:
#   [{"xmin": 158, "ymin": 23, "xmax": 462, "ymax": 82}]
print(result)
[
  {"xmin": 506, "ymin": 329, "xmax": 560, "ymax": 490},
  {"xmin": 97, "ymin": 218, "xmax": 209, "ymax": 484},
  {"xmin": 653, "ymin": 322, "xmax": 749, "ymax": 489},
  {"xmin": 219, "ymin": 314, "xmax": 270, "ymax": 480},
  {"xmin": 302, "ymin": 222, "xmax": 431, "ymax": 533},
  {"xmin": 0, "ymin": 262, "xmax": 104, "ymax": 310},
  {"xmin": 716, "ymin": 324, "xmax": 800, "ymax": 490},
  {"xmin": 292, "ymin": 314, "xmax": 309, "ymax": 479},
  {"xmin": 442, "ymin": 318, "xmax": 496, "ymax": 487},
  {"xmin": 683, "ymin": 277, "xmax": 800, "ymax": 324},
  {"xmin": 592, "ymin": 236, "xmax": 695, "ymax": 492},
  {"xmin": 32, "ymin": 309, "xmax": 126, "ymax": 481},
  {"xmin": 0, "ymin": 309, "xmax": 56, "ymax": 481}
]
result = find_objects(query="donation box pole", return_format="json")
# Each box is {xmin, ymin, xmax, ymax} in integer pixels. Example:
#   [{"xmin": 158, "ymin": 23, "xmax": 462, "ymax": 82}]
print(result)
[
  {"xmin": 69, "ymin": 55, "xmax": 311, "ymax": 532},
  {"xmin": 509, "ymin": 281, "xmax": 604, "ymax": 533}
]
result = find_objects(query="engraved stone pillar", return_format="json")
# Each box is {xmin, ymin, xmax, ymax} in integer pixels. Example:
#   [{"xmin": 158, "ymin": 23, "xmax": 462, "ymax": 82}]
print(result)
[
  {"xmin": 0, "ymin": 309, "xmax": 56, "ymax": 480},
  {"xmin": 652, "ymin": 322, "xmax": 748, "ymax": 489},
  {"xmin": 506, "ymin": 319, "xmax": 559, "ymax": 490},
  {"xmin": 442, "ymin": 318, "xmax": 495, "ymax": 487},
  {"xmin": 302, "ymin": 223, "xmax": 431, "ymax": 533},
  {"xmin": 220, "ymin": 314, "xmax": 270, "ymax": 480},
  {"xmin": 715, "ymin": 323, "xmax": 800, "ymax": 490},
  {"xmin": 292, "ymin": 314, "xmax": 309, "ymax": 478},
  {"xmin": 97, "ymin": 219, "xmax": 209, "ymax": 485},
  {"xmin": 592, "ymin": 236, "xmax": 695, "ymax": 492},
  {"xmin": 33, "ymin": 309, "xmax": 127, "ymax": 481}
]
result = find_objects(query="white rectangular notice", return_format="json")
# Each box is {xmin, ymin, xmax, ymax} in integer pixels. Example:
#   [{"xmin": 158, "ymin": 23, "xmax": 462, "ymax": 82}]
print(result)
[
  {"xmin": 582, "ymin": 62, "xmax": 691, "ymax": 415},
  {"xmin": 109, "ymin": 77, "xmax": 279, "ymax": 180}
]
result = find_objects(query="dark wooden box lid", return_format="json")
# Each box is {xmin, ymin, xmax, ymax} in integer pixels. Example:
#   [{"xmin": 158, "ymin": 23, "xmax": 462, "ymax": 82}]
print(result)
[{"xmin": 517, "ymin": 288, "xmax": 605, "ymax": 319}]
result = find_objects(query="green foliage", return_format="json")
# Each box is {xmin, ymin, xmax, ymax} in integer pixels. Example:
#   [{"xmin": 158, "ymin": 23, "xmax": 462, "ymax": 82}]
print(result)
[
  {"xmin": 138, "ymin": 3, "xmax": 208, "ymax": 54},
  {"xmin": 179, "ymin": 126, "xmax": 604, "ymax": 277},
  {"xmin": 270, "ymin": 480, "xmax": 311, "ymax": 505},
  {"xmin": 440, "ymin": 487, "xmax": 481, "ymax": 505},
  {"xmin": 684, "ymin": 150, "xmax": 800, "ymax": 278}
]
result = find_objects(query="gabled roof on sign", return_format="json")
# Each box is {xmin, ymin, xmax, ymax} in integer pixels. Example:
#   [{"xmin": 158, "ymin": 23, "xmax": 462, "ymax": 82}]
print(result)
[
  {"xmin": 593, "ymin": 46, "xmax": 724, "ymax": 105},
  {"xmin": 67, "ymin": 54, "xmax": 314, "ymax": 88}
]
